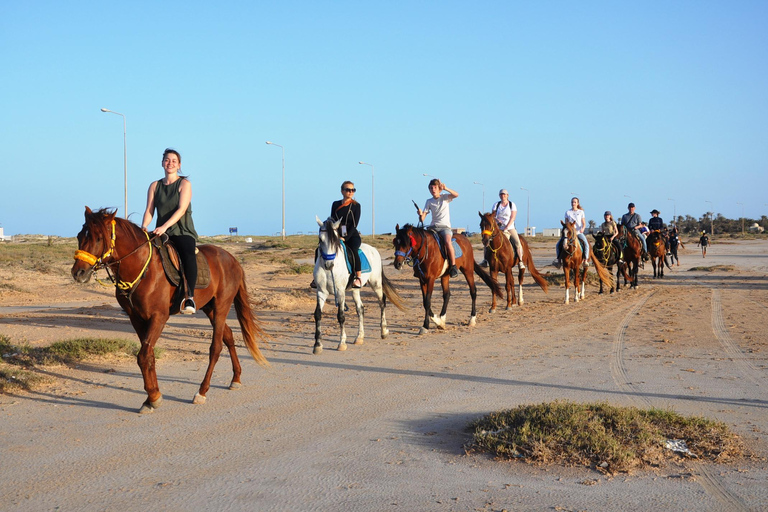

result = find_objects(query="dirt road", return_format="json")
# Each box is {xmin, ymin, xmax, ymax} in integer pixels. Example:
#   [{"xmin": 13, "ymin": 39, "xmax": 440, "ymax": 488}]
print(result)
[{"xmin": 1, "ymin": 239, "xmax": 766, "ymax": 511}]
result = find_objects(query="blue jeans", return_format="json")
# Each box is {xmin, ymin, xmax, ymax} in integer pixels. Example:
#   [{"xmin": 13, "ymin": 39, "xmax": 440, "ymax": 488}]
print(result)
[{"xmin": 633, "ymin": 229, "xmax": 648, "ymax": 253}]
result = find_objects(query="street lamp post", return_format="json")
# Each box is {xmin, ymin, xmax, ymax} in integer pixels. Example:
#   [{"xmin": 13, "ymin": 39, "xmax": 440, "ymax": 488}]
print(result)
[
  {"xmin": 737, "ymin": 201, "xmax": 744, "ymax": 234},
  {"xmin": 358, "ymin": 161, "xmax": 375, "ymax": 237},
  {"xmin": 705, "ymin": 200, "xmax": 714, "ymax": 235},
  {"xmin": 667, "ymin": 198, "xmax": 676, "ymax": 225},
  {"xmin": 473, "ymin": 181, "xmax": 485, "ymax": 213},
  {"xmin": 100, "ymin": 108, "xmax": 128, "ymax": 219},
  {"xmin": 266, "ymin": 141, "xmax": 285, "ymax": 240},
  {"xmin": 520, "ymin": 187, "xmax": 530, "ymax": 235}
]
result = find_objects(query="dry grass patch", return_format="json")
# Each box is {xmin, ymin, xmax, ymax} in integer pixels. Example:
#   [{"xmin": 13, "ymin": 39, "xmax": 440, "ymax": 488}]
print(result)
[
  {"xmin": 688, "ymin": 265, "xmax": 736, "ymax": 272},
  {"xmin": 469, "ymin": 401, "xmax": 745, "ymax": 474}
]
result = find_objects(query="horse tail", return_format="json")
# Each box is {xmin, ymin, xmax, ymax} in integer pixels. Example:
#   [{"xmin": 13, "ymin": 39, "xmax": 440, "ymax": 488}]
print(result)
[
  {"xmin": 590, "ymin": 252, "xmax": 614, "ymax": 290},
  {"xmin": 521, "ymin": 237, "xmax": 548, "ymax": 294},
  {"xmin": 474, "ymin": 262, "xmax": 504, "ymax": 298},
  {"xmin": 381, "ymin": 271, "xmax": 408, "ymax": 312},
  {"xmin": 234, "ymin": 275, "xmax": 270, "ymax": 367}
]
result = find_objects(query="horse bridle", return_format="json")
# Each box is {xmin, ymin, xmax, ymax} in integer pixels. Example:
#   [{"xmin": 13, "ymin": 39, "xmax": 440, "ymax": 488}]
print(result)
[
  {"xmin": 395, "ymin": 229, "xmax": 427, "ymax": 268},
  {"xmin": 481, "ymin": 218, "xmax": 503, "ymax": 264},
  {"xmin": 318, "ymin": 224, "xmax": 339, "ymax": 262},
  {"xmin": 74, "ymin": 219, "xmax": 155, "ymax": 292}
]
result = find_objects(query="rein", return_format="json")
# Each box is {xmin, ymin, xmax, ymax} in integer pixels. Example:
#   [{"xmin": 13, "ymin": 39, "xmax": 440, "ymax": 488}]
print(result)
[
  {"xmin": 482, "ymin": 220, "xmax": 503, "ymax": 266},
  {"xmin": 396, "ymin": 229, "xmax": 428, "ymax": 276}
]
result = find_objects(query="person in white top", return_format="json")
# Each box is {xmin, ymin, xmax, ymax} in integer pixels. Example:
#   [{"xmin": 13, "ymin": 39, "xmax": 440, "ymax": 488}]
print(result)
[
  {"xmin": 416, "ymin": 178, "xmax": 460, "ymax": 277},
  {"xmin": 552, "ymin": 197, "xmax": 590, "ymax": 269},
  {"xmin": 491, "ymin": 189, "xmax": 525, "ymax": 270}
]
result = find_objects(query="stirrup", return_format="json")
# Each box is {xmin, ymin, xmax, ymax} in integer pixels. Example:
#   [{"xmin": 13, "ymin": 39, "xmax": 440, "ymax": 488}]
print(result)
[
  {"xmin": 449, "ymin": 265, "xmax": 459, "ymax": 278},
  {"xmin": 352, "ymin": 277, "xmax": 362, "ymax": 288},
  {"xmin": 181, "ymin": 297, "xmax": 196, "ymax": 315}
]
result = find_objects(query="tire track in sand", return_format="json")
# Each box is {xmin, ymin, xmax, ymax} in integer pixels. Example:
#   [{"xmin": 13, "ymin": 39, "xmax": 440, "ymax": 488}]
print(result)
[
  {"xmin": 711, "ymin": 289, "xmax": 763, "ymax": 387},
  {"xmin": 611, "ymin": 289, "xmax": 749, "ymax": 512}
]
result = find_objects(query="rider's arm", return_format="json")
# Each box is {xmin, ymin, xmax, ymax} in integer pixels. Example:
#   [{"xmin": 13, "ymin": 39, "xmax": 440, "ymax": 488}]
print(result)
[{"xmin": 141, "ymin": 181, "xmax": 157, "ymax": 231}]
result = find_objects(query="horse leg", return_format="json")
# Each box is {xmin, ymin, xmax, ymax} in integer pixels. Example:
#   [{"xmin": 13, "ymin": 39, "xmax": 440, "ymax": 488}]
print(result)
[
  {"xmin": 579, "ymin": 267, "xmax": 586, "ymax": 300},
  {"xmin": 488, "ymin": 266, "xmax": 499, "ymax": 313},
  {"xmin": 202, "ymin": 307, "xmax": 244, "ymax": 391},
  {"xmin": 434, "ymin": 275, "xmax": 450, "ymax": 329},
  {"xmin": 517, "ymin": 267, "xmax": 524, "ymax": 306},
  {"xmin": 419, "ymin": 280, "xmax": 434, "ymax": 335},
  {"xmin": 130, "ymin": 314, "xmax": 166, "ymax": 414},
  {"xmin": 337, "ymin": 296, "xmax": 347, "ymax": 351},
  {"xmin": 368, "ymin": 278, "xmax": 389, "ymax": 339},
  {"xmin": 465, "ymin": 269, "xmax": 478, "ymax": 327},
  {"xmin": 564, "ymin": 268, "xmax": 571, "ymax": 304},
  {"xmin": 352, "ymin": 289, "xmax": 365, "ymax": 345},
  {"xmin": 506, "ymin": 268, "xmax": 515, "ymax": 309},
  {"xmin": 194, "ymin": 302, "xmax": 231, "ymax": 405},
  {"xmin": 313, "ymin": 290, "xmax": 329, "ymax": 354}
]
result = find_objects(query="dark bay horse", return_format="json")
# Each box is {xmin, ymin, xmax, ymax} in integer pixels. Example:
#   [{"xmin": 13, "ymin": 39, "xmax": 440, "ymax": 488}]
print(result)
[
  {"xmin": 558, "ymin": 221, "xmax": 613, "ymax": 304},
  {"xmin": 71, "ymin": 207, "xmax": 268, "ymax": 413},
  {"xmin": 393, "ymin": 224, "xmax": 502, "ymax": 334},
  {"xmin": 478, "ymin": 212, "xmax": 548, "ymax": 311},
  {"xmin": 617, "ymin": 224, "xmax": 642, "ymax": 288},
  {"xmin": 646, "ymin": 230, "xmax": 671, "ymax": 278},
  {"xmin": 592, "ymin": 233, "xmax": 630, "ymax": 294}
]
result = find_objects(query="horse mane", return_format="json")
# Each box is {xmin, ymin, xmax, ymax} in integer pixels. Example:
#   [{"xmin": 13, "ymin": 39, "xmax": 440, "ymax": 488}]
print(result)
[
  {"xmin": 85, "ymin": 207, "xmax": 144, "ymax": 245},
  {"xmin": 324, "ymin": 217, "xmax": 341, "ymax": 251}
]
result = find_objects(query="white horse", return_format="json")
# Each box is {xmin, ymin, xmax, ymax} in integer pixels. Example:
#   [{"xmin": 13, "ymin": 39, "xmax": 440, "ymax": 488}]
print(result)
[{"xmin": 313, "ymin": 216, "xmax": 406, "ymax": 354}]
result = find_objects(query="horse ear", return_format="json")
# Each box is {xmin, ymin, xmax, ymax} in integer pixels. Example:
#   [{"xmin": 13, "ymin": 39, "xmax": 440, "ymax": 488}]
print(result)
[
  {"xmin": 561, "ymin": 220, "xmax": 565, "ymax": 226},
  {"xmin": 85, "ymin": 206, "xmax": 92, "ymax": 216},
  {"xmin": 396, "ymin": 223, "xmax": 400, "ymax": 231},
  {"xmin": 316, "ymin": 215, "xmax": 323, "ymax": 227},
  {"xmin": 332, "ymin": 218, "xmax": 342, "ymax": 230},
  {"xmin": 478, "ymin": 211, "xmax": 483, "ymax": 219}
]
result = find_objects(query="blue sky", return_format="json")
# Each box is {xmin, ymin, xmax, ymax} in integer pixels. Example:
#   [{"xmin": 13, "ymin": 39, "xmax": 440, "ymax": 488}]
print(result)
[{"xmin": 1, "ymin": 1, "xmax": 766, "ymax": 237}]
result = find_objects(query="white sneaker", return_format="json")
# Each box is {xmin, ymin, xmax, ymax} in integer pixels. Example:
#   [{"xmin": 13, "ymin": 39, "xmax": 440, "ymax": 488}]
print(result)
[
  {"xmin": 181, "ymin": 297, "xmax": 196, "ymax": 315},
  {"xmin": 551, "ymin": 259, "xmax": 561, "ymax": 269}
]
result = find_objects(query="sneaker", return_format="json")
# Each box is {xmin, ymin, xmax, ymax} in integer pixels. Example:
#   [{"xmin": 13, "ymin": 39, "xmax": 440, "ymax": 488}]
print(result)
[
  {"xmin": 551, "ymin": 259, "xmax": 561, "ymax": 269},
  {"xmin": 449, "ymin": 265, "xmax": 459, "ymax": 278},
  {"xmin": 480, "ymin": 259, "xmax": 489, "ymax": 268},
  {"xmin": 181, "ymin": 297, "xmax": 196, "ymax": 315},
  {"xmin": 310, "ymin": 279, "xmax": 317, "ymax": 289},
  {"xmin": 618, "ymin": 259, "xmax": 624, "ymax": 264},
  {"xmin": 352, "ymin": 277, "xmax": 362, "ymax": 288}
]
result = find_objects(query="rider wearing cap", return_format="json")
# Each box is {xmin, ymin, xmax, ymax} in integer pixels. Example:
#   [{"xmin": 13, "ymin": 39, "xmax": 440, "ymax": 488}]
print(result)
[
  {"xmin": 600, "ymin": 210, "xmax": 623, "ymax": 263},
  {"xmin": 491, "ymin": 189, "xmax": 525, "ymax": 270},
  {"xmin": 620, "ymin": 202, "xmax": 649, "ymax": 261}
]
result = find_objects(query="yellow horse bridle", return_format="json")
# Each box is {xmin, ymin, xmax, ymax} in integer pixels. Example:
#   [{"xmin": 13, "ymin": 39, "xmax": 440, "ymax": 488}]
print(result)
[{"xmin": 73, "ymin": 219, "xmax": 153, "ymax": 292}]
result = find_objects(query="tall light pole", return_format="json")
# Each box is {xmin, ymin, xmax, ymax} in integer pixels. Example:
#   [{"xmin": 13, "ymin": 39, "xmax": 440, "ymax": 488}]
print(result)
[
  {"xmin": 473, "ymin": 181, "xmax": 485, "ymax": 212},
  {"xmin": 737, "ymin": 201, "xmax": 744, "ymax": 234},
  {"xmin": 705, "ymin": 200, "xmax": 714, "ymax": 235},
  {"xmin": 667, "ymin": 198, "xmax": 676, "ymax": 225},
  {"xmin": 520, "ymin": 187, "xmax": 530, "ymax": 235},
  {"xmin": 422, "ymin": 173, "xmax": 435, "ymax": 178},
  {"xmin": 358, "ymin": 161, "xmax": 375, "ymax": 237},
  {"xmin": 266, "ymin": 141, "xmax": 285, "ymax": 240},
  {"xmin": 100, "ymin": 108, "xmax": 128, "ymax": 219}
]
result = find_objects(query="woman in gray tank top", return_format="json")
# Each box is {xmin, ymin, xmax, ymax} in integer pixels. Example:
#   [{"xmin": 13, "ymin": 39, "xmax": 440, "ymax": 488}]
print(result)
[{"xmin": 141, "ymin": 148, "xmax": 200, "ymax": 314}]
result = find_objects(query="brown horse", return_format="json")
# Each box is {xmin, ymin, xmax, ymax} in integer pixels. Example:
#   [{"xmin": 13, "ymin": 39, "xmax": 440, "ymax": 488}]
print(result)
[
  {"xmin": 617, "ymin": 224, "xmax": 642, "ymax": 288},
  {"xmin": 478, "ymin": 212, "xmax": 548, "ymax": 312},
  {"xmin": 557, "ymin": 221, "xmax": 613, "ymax": 304},
  {"xmin": 646, "ymin": 230, "xmax": 670, "ymax": 278},
  {"xmin": 71, "ymin": 207, "xmax": 268, "ymax": 413},
  {"xmin": 592, "ymin": 232, "xmax": 630, "ymax": 294},
  {"xmin": 393, "ymin": 224, "xmax": 502, "ymax": 334}
]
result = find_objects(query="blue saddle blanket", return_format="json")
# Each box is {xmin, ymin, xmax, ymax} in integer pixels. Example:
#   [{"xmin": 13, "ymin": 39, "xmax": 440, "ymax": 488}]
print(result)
[
  {"xmin": 339, "ymin": 240, "xmax": 371, "ymax": 274},
  {"xmin": 427, "ymin": 230, "xmax": 463, "ymax": 259}
]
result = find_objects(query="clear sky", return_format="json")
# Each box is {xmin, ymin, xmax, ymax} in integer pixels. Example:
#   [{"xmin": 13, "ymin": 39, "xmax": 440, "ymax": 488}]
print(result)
[{"xmin": 1, "ymin": 1, "xmax": 766, "ymax": 237}]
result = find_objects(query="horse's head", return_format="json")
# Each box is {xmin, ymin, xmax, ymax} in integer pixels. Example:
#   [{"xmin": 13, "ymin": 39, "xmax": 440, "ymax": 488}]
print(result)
[
  {"xmin": 72, "ymin": 206, "xmax": 118, "ymax": 283},
  {"xmin": 479, "ymin": 211, "xmax": 497, "ymax": 248},
  {"xmin": 392, "ymin": 223, "xmax": 416, "ymax": 270},
  {"xmin": 560, "ymin": 220, "xmax": 577, "ymax": 251},
  {"xmin": 316, "ymin": 215, "xmax": 341, "ymax": 270},
  {"xmin": 592, "ymin": 232, "xmax": 605, "ymax": 249}
]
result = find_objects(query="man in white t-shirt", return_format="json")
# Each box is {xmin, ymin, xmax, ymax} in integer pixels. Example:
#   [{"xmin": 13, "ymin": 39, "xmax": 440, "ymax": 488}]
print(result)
[
  {"xmin": 491, "ymin": 189, "xmax": 525, "ymax": 270},
  {"xmin": 417, "ymin": 178, "xmax": 460, "ymax": 277}
]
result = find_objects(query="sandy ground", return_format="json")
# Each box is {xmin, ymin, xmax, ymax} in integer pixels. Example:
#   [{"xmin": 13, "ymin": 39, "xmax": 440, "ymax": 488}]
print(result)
[{"xmin": 1, "ymin": 239, "xmax": 766, "ymax": 511}]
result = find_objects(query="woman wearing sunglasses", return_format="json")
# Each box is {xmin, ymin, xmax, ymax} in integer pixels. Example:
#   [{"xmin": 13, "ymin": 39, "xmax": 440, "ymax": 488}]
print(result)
[{"xmin": 330, "ymin": 181, "xmax": 363, "ymax": 288}]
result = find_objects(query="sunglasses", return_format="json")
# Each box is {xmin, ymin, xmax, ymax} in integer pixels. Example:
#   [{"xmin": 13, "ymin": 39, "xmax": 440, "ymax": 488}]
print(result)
[{"xmin": 343, "ymin": 188, "xmax": 356, "ymax": 192}]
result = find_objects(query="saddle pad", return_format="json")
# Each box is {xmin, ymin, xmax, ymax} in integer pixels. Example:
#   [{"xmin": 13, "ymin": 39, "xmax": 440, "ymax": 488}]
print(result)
[
  {"xmin": 426, "ymin": 230, "xmax": 463, "ymax": 259},
  {"xmin": 339, "ymin": 240, "xmax": 371, "ymax": 274},
  {"xmin": 154, "ymin": 240, "xmax": 211, "ymax": 289}
]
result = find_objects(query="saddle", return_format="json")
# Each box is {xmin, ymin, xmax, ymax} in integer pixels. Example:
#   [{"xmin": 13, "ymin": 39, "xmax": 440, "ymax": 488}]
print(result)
[
  {"xmin": 338, "ymin": 239, "xmax": 371, "ymax": 274},
  {"xmin": 152, "ymin": 238, "xmax": 212, "ymax": 289},
  {"xmin": 425, "ymin": 228, "xmax": 463, "ymax": 260}
]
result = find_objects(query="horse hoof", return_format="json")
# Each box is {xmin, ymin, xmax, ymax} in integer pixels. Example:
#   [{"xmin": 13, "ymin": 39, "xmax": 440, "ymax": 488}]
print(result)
[
  {"xmin": 381, "ymin": 329, "xmax": 389, "ymax": 339},
  {"xmin": 338, "ymin": 343, "xmax": 347, "ymax": 351},
  {"xmin": 468, "ymin": 316, "xmax": 477, "ymax": 327},
  {"xmin": 488, "ymin": 308, "xmax": 496, "ymax": 314},
  {"xmin": 192, "ymin": 393, "xmax": 207, "ymax": 405},
  {"xmin": 353, "ymin": 337, "xmax": 364, "ymax": 345},
  {"xmin": 229, "ymin": 381, "xmax": 242, "ymax": 390},
  {"xmin": 139, "ymin": 396, "xmax": 163, "ymax": 414},
  {"xmin": 418, "ymin": 327, "xmax": 429, "ymax": 335},
  {"xmin": 313, "ymin": 345, "xmax": 323, "ymax": 355}
]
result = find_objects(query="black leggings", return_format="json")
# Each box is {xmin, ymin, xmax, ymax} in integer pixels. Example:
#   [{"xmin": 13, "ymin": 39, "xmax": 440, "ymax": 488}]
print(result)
[
  {"xmin": 170, "ymin": 235, "xmax": 197, "ymax": 295},
  {"xmin": 345, "ymin": 234, "xmax": 362, "ymax": 273}
]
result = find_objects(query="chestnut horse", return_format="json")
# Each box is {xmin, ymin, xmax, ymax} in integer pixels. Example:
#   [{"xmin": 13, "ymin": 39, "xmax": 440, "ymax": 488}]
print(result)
[
  {"xmin": 71, "ymin": 207, "xmax": 268, "ymax": 413},
  {"xmin": 617, "ymin": 224, "xmax": 642, "ymax": 288},
  {"xmin": 478, "ymin": 212, "xmax": 548, "ymax": 312},
  {"xmin": 557, "ymin": 221, "xmax": 613, "ymax": 304},
  {"xmin": 592, "ymin": 233, "xmax": 630, "ymax": 294},
  {"xmin": 646, "ymin": 230, "xmax": 671, "ymax": 278},
  {"xmin": 393, "ymin": 224, "xmax": 502, "ymax": 334}
]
